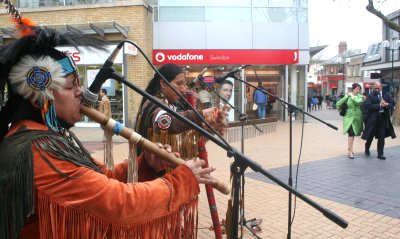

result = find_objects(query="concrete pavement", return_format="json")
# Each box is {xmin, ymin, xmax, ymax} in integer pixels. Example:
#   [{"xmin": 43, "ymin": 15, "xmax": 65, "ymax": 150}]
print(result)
[{"xmin": 71, "ymin": 107, "xmax": 400, "ymax": 238}]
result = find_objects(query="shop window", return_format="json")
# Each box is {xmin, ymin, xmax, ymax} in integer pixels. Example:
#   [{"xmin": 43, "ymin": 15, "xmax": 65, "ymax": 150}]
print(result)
[{"xmin": 79, "ymin": 64, "xmax": 124, "ymax": 124}]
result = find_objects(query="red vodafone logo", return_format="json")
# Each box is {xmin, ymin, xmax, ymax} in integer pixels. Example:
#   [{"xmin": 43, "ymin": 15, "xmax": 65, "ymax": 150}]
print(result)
[{"xmin": 155, "ymin": 52, "xmax": 166, "ymax": 62}]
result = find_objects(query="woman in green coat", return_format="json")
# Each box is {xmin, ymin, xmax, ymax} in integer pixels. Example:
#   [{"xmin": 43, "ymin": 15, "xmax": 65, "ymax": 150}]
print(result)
[{"xmin": 336, "ymin": 83, "xmax": 364, "ymax": 159}]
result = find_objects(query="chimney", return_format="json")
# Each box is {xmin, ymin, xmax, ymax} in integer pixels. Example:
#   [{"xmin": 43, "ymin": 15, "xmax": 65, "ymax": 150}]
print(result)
[{"xmin": 338, "ymin": 42, "xmax": 347, "ymax": 54}]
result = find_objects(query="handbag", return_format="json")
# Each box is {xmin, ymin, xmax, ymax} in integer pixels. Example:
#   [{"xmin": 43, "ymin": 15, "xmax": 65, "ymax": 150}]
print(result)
[
  {"xmin": 339, "ymin": 100, "xmax": 348, "ymax": 117},
  {"xmin": 252, "ymin": 103, "xmax": 258, "ymax": 111}
]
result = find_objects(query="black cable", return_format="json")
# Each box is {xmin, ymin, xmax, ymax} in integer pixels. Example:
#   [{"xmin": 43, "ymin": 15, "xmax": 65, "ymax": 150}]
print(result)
[{"xmin": 290, "ymin": 111, "xmax": 306, "ymax": 227}]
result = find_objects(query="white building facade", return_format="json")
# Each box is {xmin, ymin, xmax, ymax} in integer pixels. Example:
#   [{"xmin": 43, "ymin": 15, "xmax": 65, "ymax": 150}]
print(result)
[{"xmin": 150, "ymin": 0, "xmax": 310, "ymax": 121}]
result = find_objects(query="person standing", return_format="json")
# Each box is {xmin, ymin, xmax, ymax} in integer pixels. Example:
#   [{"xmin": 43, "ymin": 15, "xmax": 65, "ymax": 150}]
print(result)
[
  {"xmin": 311, "ymin": 95, "xmax": 318, "ymax": 111},
  {"xmin": 98, "ymin": 88, "xmax": 111, "ymax": 119},
  {"xmin": 317, "ymin": 93, "xmax": 324, "ymax": 110},
  {"xmin": 361, "ymin": 82, "xmax": 396, "ymax": 159},
  {"xmin": 253, "ymin": 82, "xmax": 268, "ymax": 119},
  {"xmin": 197, "ymin": 85, "xmax": 212, "ymax": 109},
  {"xmin": 336, "ymin": 83, "xmax": 364, "ymax": 159}
]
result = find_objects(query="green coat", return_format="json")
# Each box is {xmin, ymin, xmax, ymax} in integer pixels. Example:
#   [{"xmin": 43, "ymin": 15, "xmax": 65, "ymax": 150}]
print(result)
[{"xmin": 336, "ymin": 94, "xmax": 364, "ymax": 136}]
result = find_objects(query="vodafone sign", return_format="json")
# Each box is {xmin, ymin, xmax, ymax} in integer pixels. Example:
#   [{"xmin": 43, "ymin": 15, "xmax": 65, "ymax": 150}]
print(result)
[{"xmin": 153, "ymin": 49, "xmax": 299, "ymax": 65}]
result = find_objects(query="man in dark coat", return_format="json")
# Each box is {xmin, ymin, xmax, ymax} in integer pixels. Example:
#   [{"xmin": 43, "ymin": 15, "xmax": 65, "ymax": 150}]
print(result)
[{"xmin": 361, "ymin": 82, "xmax": 396, "ymax": 159}]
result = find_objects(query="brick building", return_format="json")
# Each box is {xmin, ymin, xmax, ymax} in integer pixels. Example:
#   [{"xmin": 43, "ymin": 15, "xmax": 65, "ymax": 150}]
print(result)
[{"xmin": 0, "ymin": 0, "xmax": 154, "ymax": 127}]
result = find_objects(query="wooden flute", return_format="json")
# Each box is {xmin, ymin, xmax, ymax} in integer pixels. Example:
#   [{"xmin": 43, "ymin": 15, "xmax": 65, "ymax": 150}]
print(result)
[{"xmin": 80, "ymin": 104, "xmax": 230, "ymax": 195}]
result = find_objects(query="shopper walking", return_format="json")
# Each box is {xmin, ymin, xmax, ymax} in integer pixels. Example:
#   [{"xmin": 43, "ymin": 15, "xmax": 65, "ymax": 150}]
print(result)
[
  {"xmin": 336, "ymin": 83, "xmax": 364, "ymax": 159},
  {"xmin": 361, "ymin": 82, "xmax": 396, "ymax": 160}
]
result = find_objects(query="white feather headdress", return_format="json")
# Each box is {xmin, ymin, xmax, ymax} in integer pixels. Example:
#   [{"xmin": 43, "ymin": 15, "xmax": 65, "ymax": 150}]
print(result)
[{"xmin": 8, "ymin": 55, "xmax": 65, "ymax": 105}]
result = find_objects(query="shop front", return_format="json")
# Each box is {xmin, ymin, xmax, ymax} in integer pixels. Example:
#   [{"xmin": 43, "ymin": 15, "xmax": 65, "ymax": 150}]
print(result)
[{"xmin": 153, "ymin": 49, "xmax": 304, "ymax": 121}]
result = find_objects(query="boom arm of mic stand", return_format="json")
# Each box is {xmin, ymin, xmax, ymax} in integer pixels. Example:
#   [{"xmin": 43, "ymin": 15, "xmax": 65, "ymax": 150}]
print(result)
[
  {"xmin": 116, "ymin": 76, "xmax": 348, "ymax": 229},
  {"xmin": 234, "ymin": 78, "xmax": 338, "ymax": 131}
]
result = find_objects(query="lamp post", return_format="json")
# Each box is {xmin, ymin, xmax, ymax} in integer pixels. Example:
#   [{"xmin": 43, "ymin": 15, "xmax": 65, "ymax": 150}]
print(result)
[{"xmin": 382, "ymin": 40, "xmax": 400, "ymax": 83}]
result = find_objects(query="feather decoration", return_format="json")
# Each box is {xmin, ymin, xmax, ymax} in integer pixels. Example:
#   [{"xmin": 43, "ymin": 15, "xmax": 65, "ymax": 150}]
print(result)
[
  {"xmin": 8, "ymin": 55, "xmax": 65, "ymax": 105},
  {"xmin": 13, "ymin": 17, "xmax": 37, "ymax": 37}
]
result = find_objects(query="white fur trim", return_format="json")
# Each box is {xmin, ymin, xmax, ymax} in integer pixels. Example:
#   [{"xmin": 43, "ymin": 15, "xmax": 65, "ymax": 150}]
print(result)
[{"xmin": 8, "ymin": 55, "xmax": 65, "ymax": 104}]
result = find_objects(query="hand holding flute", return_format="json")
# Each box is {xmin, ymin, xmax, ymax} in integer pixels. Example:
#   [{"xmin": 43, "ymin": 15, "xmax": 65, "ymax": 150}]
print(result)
[{"xmin": 145, "ymin": 142, "xmax": 217, "ymax": 185}]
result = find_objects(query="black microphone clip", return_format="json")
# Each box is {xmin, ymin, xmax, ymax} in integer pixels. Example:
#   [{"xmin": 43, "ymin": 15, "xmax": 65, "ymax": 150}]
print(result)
[{"xmin": 189, "ymin": 65, "xmax": 211, "ymax": 88}]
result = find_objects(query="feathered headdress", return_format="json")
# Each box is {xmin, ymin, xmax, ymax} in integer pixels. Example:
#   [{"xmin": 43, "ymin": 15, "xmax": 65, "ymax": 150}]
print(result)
[{"xmin": 0, "ymin": 0, "xmax": 108, "ymax": 137}]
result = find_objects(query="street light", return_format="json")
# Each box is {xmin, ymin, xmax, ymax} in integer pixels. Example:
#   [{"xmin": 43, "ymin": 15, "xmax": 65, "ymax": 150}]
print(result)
[{"xmin": 382, "ymin": 40, "xmax": 400, "ymax": 83}]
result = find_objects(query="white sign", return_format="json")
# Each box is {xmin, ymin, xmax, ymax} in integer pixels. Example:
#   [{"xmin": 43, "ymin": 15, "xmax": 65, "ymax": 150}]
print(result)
[
  {"xmin": 56, "ymin": 45, "xmax": 123, "ymax": 65},
  {"xmin": 87, "ymin": 69, "xmax": 111, "ymax": 87},
  {"xmin": 124, "ymin": 42, "xmax": 138, "ymax": 55}
]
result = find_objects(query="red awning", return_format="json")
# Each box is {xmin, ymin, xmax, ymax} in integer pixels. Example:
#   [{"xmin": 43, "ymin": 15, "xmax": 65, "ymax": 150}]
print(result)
[
  {"xmin": 321, "ymin": 76, "xmax": 345, "ymax": 81},
  {"xmin": 329, "ymin": 83, "xmax": 338, "ymax": 88},
  {"xmin": 307, "ymin": 83, "xmax": 321, "ymax": 88}
]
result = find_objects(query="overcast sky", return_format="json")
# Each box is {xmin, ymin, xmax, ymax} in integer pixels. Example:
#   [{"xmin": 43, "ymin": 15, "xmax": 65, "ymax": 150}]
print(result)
[{"xmin": 308, "ymin": 0, "xmax": 400, "ymax": 59}]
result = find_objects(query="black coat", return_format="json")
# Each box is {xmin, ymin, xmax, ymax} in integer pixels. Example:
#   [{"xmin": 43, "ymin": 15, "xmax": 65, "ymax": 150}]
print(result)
[{"xmin": 361, "ymin": 90, "xmax": 396, "ymax": 140}]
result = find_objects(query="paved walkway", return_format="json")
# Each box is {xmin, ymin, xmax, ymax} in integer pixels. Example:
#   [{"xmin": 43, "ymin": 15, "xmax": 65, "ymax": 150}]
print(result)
[{"xmin": 71, "ymin": 107, "xmax": 400, "ymax": 238}]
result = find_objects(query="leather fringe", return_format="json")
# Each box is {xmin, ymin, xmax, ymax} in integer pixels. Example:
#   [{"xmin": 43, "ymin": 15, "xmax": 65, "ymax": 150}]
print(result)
[
  {"xmin": 37, "ymin": 192, "xmax": 198, "ymax": 239},
  {"xmin": 150, "ymin": 129, "xmax": 199, "ymax": 160},
  {"xmin": 127, "ymin": 141, "xmax": 138, "ymax": 183},
  {"xmin": 103, "ymin": 129, "xmax": 114, "ymax": 170}
]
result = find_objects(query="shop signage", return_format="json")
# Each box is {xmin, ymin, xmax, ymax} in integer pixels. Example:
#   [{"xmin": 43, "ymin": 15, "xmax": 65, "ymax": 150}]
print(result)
[
  {"xmin": 56, "ymin": 45, "xmax": 123, "ymax": 65},
  {"xmin": 153, "ymin": 49, "xmax": 299, "ymax": 65}
]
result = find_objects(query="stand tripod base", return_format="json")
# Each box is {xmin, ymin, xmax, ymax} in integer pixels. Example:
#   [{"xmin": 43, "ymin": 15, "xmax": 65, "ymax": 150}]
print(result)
[
  {"xmin": 216, "ymin": 217, "xmax": 263, "ymax": 238},
  {"xmin": 242, "ymin": 218, "xmax": 263, "ymax": 238}
]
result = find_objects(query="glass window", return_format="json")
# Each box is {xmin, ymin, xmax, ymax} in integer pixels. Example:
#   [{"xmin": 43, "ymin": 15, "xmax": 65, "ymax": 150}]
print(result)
[
  {"xmin": 298, "ymin": 7, "xmax": 307, "ymax": 23},
  {"xmin": 205, "ymin": 0, "xmax": 251, "ymax": 7},
  {"xmin": 253, "ymin": 7, "xmax": 298, "ymax": 23},
  {"xmin": 253, "ymin": 0, "xmax": 299, "ymax": 7},
  {"xmin": 79, "ymin": 64, "xmax": 124, "ymax": 124},
  {"xmin": 153, "ymin": 5, "xmax": 159, "ymax": 22},
  {"xmin": 159, "ymin": 0, "xmax": 206, "ymax": 6},
  {"xmin": 206, "ymin": 7, "xmax": 251, "ymax": 22},
  {"xmin": 159, "ymin": 6, "xmax": 205, "ymax": 22}
]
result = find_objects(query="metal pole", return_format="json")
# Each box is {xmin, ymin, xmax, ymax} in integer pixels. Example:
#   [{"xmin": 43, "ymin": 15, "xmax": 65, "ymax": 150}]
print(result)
[{"xmin": 392, "ymin": 49, "xmax": 394, "ymax": 82}]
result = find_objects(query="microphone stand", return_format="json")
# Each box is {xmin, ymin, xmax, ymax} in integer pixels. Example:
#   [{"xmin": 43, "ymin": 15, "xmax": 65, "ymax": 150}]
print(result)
[
  {"xmin": 197, "ymin": 75, "xmax": 263, "ymax": 238},
  {"xmin": 99, "ymin": 40, "xmax": 347, "ymax": 239},
  {"xmin": 231, "ymin": 76, "xmax": 339, "ymax": 239}
]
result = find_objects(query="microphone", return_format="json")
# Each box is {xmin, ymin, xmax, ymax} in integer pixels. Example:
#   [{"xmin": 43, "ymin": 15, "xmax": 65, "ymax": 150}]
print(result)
[
  {"xmin": 83, "ymin": 42, "xmax": 124, "ymax": 106},
  {"xmin": 189, "ymin": 65, "xmax": 211, "ymax": 88},
  {"xmin": 214, "ymin": 64, "xmax": 251, "ymax": 83}
]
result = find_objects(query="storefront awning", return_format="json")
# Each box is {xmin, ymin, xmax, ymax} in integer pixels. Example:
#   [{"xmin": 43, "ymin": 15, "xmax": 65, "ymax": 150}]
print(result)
[
  {"xmin": 320, "ymin": 76, "xmax": 345, "ymax": 81},
  {"xmin": 307, "ymin": 83, "xmax": 321, "ymax": 88},
  {"xmin": 0, "ymin": 22, "xmax": 129, "ymax": 43},
  {"xmin": 329, "ymin": 83, "xmax": 338, "ymax": 88}
]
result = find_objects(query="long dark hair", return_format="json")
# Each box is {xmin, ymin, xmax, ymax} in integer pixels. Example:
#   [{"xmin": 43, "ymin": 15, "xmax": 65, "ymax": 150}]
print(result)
[{"xmin": 138, "ymin": 63, "xmax": 183, "ymax": 109}]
